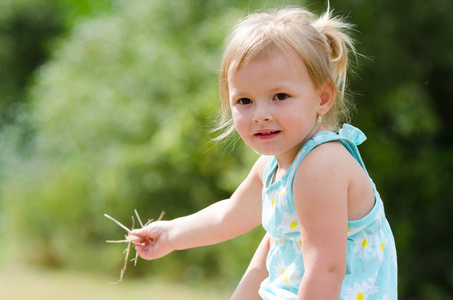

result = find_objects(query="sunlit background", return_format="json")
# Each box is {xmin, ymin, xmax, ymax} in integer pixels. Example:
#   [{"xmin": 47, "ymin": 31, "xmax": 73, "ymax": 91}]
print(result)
[{"xmin": 1, "ymin": 0, "xmax": 452, "ymax": 299}]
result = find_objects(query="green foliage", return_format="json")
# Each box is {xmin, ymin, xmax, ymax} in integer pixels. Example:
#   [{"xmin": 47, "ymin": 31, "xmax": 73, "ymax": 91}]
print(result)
[
  {"xmin": 0, "ymin": 0, "xmax": 113, "ymax": 126},
  {"xmin": 1, "ymin": 0, "xmax": 268, "ymax": 280},
  {"xmin": 0, "ymin": 0, "xmax": 62, "ymax": 125}
]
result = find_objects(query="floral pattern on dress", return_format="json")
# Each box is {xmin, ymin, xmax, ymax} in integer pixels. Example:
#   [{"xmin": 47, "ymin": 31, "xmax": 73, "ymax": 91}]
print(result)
[{"xmin": 259, "ymin": 124, "xmax": 398, "ymax": 300}]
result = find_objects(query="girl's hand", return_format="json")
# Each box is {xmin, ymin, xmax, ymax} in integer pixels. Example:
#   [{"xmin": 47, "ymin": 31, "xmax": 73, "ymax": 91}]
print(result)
[{"xmin": 129, "ymin": 221, "xmax": 174, "ymax": 260}]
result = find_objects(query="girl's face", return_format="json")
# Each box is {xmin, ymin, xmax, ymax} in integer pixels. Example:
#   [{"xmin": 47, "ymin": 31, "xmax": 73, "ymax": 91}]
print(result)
[{"xmin": 228, "ymin": 50, "xmax": 330, "ymax": 167}]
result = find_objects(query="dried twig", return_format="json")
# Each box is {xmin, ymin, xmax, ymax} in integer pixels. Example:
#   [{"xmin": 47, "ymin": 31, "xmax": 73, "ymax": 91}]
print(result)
[
  {"xmin": 104, "ymin": 210, "xmax": 165, "ymax": 284},
  {"xmin": 104, "ymin": 214, "xmax": 130, "ymax": 232},
  {"xmin": 135, "ymin": 209, "xmax": 144, "ymax": 228}
]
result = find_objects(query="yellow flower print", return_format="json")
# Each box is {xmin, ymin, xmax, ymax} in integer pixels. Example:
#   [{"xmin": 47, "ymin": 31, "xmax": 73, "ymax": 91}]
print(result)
[
  {"xmin": 344, "ymin": 278, "xmax": 378, "ymax": 300},
  {"xmin": 371, "ymin": 232, "xmax": 387, "ymax": 263},
  {"xmin": 374, "ymin": 236, "xmax": 387, "ymax": 263},
  {"xmin": 354, "ymin": 234, "xmax": 374, "ymax": 260},
  {"xmin": 273, "ymin": 260, "xmax": 301, "ymax": 285},
  {"xmin": 347, "ymin": 225, "xmax": 366, "ymax": 237},
  {"xmin": 282, "ymin": 263, "xmax": 302, "ymax": 286},
  {"xmin": 292, "ymin": 237, "xmax": 303, "ymax": 253},
  {"xmin": 278, "ymin": 212, "xmax": 299, "ymax": 233},
  {"xmin": 273, "ymin": 259, "xmax": 287, "ymax": 280},
  {"xmin": 272, "ymin": 187, "xmax": 288, "ymax": 207}
]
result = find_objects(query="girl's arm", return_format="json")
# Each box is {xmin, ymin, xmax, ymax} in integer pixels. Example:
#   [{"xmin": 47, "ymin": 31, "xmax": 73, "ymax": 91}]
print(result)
[
  {"xmin": 231, "ymin": 233, "xmax": 270, "ymax": 300},
  {"xmin": 293, "ymin": 143, "xmax": 349, "ymax": 300},
  {"xmin": 131, "ymin": 155, "xmax": 268, "ymax": 260}
]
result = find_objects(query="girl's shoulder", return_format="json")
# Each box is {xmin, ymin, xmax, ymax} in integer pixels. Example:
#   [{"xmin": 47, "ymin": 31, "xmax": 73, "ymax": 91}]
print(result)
[
  {"xmin": 293, "ymin": 124, "xmax": 368, "ymax": 185},
  {"xmin": 294, "ymin": 140, "xmax": 354, "ymax": 185},
  {"xmin": 293, "ymin": 135, "xmax": 375, "ymax": 221}
]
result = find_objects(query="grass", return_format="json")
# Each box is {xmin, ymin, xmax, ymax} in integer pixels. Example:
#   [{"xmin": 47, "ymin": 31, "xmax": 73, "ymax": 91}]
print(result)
[{"xmin": 0, "ymin": 264, "xmax": 232, "ymax": 300}]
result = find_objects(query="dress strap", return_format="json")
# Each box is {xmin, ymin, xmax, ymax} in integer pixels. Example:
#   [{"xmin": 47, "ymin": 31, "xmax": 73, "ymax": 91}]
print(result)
[
  {"xmin": 336, "ymin": 124, "xmax": 368, "ymax": 172},
  {"xmin": 286, "ymin": 124, "xmax": 371, "ymax": 180}
]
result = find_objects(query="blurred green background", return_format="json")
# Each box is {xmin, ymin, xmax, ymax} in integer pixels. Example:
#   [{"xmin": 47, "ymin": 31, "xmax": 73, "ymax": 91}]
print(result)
[{"xmin": 0, "ymin": 0, "xmax": 452, "ymax": 299}]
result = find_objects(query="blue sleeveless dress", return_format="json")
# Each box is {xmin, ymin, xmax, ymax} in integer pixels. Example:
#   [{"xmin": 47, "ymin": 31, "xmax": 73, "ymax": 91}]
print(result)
[{"xmin": 258, "ymin": 124, "xmax": 398, "ymax": 300}]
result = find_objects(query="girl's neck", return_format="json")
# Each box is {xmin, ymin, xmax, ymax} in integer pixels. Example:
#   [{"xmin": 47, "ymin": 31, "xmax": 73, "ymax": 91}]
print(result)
[{"xmin": 272, "ymin": 124, "xmax": 327, "ymax": 181}]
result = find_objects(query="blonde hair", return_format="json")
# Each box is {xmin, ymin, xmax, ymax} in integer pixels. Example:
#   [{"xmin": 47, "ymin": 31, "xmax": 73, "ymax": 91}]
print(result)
[{"xmin": 216, "ymin": 6, "xmax": 357, "ymax": 139}]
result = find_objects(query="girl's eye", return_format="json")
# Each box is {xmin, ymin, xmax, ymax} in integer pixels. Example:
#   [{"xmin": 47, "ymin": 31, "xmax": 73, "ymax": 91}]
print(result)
[
  {"xmin": 273, "ymin": 93, "xmax": 289, "ymax": 101},
  {"xmin": 238, "ymin": 98, "xmax": 252, "ymax": 105}
]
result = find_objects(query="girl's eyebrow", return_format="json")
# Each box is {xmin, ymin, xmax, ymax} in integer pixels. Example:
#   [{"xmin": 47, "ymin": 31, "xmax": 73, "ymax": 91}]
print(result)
[
  {"xmin": 268, "ymin": 84, "xmax": 294, "ymax": 93},
  {"xmin": 228, "ymin": 89, "xmax": 247, "ymax": 100},
  {"xmin": 228, "ymin": 84, "xmax": 249, "ymax": 96}
]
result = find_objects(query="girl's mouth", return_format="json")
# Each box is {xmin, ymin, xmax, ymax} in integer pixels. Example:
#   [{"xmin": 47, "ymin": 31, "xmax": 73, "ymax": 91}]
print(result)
[
  {"xmin": 255, "ymin": 131, "xmax": 279, "ymax": 135},
  {"xmin": 254, "ymin": 130, "xmax": 281, "ymax": 139}
]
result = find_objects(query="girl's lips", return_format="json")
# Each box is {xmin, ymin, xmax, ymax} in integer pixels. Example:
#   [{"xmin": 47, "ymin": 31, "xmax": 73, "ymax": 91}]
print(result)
[{"xmin": 254, "ymin": 130, "xmax": 281, "ymax": 140}]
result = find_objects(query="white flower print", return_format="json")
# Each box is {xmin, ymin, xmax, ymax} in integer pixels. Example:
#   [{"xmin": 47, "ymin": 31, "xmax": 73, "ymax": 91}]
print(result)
[
  {"xmin": 354, "ymin": 233, "xmax": 374, "ymax": 260},
  {"xmin": 273, "ymin": 259, "xmax": 287, "ymax": 279},
  {"xmin": 265, "ymin": 190, "xmax": 277, "ymax": 207},
  {"xmin": 375, "ymin": 208, "xmax": 385, "ymax": 224},
  {"xmin": 278, "ymin": 211, "xmax": 299, "ymax": 233},
  {"xmin": 292, "ymin": 239, "xmax": 302, "ymax": 254},
  {"xmin": 388, "ymin": 240, "xmax": 398, "ymax": 269},
  {"xmin": 376, "ymin": 241, "xmax": 386, "ymax": 263},
  {"xmin": 367, "ymin": 276, "xmax": 379, "ymax": 295},
  {"xmin": 261, "ymin": 199, "xmax": 273, "ymax": 226},
  {"xmin": 348, "ymin": 225, "xmax": 366, "ymax": 237},
  {"xmin": 355, "ymin": 231, "xmax": 386, "ymax": 262},
  {"xmin": 373, "ymin": 233, "xmax": 387, "ymax": 263},
  {"xmin": 344, "ymin": 278, "xmax": 378, "ymax": 300},
  {"xmin": 271, "ymin": 196, "xmax": 277, "ymax": 207},
  {"xmin": 284, "ymin": 263, "xmax": 302, "ymax": 285},
  {"xmin": 272, "ymin": 260, "xmax": 302, "ymax": 286},
  {"xmin": 275, "ymin": 186, "xmax": 288, "ymax": 207}
]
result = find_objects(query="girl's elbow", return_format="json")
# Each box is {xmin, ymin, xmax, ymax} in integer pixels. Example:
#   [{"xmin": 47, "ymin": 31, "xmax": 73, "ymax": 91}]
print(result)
[
  {"xmin": 328, "ymin": 263, "xmax": 346, "ymax": 281},
  {"xmin": 304, "ymin": 264, "xmax": 345, "ymax": 292},
  {"xmin": 307, "ymin": 261, "xmax": 345, "ymax": 281},
  {"xmin": 298, "ymin": 267, "xmax": 345, "ymax": 300}
]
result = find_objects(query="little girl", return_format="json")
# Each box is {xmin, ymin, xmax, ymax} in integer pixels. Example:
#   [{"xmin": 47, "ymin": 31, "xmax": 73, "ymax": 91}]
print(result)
[{"xmin": 131, "ymin": 6, "xmax": 397, "ymax": 300}]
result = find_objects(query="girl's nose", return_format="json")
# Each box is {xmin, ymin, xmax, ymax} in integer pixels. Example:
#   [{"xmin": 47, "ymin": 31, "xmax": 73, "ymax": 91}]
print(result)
[{"xmin": 252, "ymin": 103, "xmax": 273, "ymax": 123}]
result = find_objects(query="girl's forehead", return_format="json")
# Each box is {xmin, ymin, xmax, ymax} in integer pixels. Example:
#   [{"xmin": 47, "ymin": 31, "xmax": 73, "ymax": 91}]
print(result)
[{"xmin": 228, "ymin": 49, "xmax": 306, "ymax": 79}]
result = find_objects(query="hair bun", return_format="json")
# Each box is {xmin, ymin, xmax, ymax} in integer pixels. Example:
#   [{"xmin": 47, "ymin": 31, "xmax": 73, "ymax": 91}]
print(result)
[{"xmin": 312, "ymin": 9, "xmax": 356, "ymax": 94}]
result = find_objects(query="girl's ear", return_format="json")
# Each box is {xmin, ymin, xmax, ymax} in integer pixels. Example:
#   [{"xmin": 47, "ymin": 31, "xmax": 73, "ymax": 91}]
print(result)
[{"xmin": 318, "ymin": 80, "xmax": 335, "ymax": 115}]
